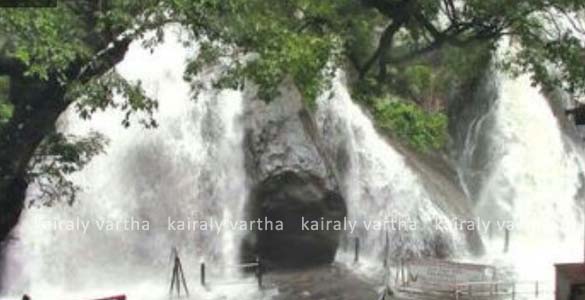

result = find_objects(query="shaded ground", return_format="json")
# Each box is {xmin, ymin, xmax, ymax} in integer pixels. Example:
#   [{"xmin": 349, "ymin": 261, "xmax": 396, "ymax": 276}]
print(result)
[
  {"xmin": 261, "ymin": 263, "xmax": 462, "ymax": 300},
  {"xmin": 263, "ymin": 264, "xmax": 382, "ymax": 300}
]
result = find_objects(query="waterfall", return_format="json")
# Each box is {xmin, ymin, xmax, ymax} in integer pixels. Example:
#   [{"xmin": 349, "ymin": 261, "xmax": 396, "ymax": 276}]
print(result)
[
  {"xmin": 1, "ymin": 28, "xmax": 250, "ymax": 299},
  {"xmin": 458, "ymin": 70, "xmax": 585, "ymax": 284},
  {"xmin": 316, "ymin": 72, "xmax": 465, "ymax": 270},
  {"xmin": 1, "ymin": 23, "xmax": 581, "ymax": 300}
]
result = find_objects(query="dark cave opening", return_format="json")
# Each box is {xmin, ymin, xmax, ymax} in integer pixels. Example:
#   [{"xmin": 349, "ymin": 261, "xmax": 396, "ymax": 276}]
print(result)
[{"xmin": 240, "ymin": 171, "xmax": 347, "ymax": 269}]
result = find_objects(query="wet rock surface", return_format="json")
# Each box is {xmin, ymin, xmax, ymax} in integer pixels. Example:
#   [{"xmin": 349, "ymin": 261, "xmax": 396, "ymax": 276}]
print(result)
[
  {"xmin": 242, "ymin": 80, "xmax": 338, "ymax": 189},
  {"xmin": 241, "ymin": 81, "xmax": 346, "ymax": 268}
]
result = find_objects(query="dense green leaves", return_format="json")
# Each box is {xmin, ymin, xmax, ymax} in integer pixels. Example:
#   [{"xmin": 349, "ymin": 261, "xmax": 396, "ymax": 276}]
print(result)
[
  {"xmin": 244, "ymin": 32, "xmax": 337, "ymax": 106},
  {"xmin": 0, "ymin": 1, "xmax": 169, "ymax": 206},
  {"xmin": 0, "ymin": 5, "xmax": 89, "ymax": 80},
  {"xmin": 68, "ymin": 71, "xmax": 158, "ymax": 128},
  {"xmin": 172, "ymin": 0, "xmax": 585, "ymax": 150},
  {"xmin": 28, "ymin": 132, "xmax": 108, "ymax": 206},
  {"xmin": 177, "ymin": 0, "xmax": 345, "ymax": 106},
  {"xmin": 374, "ymin": 98, "xmax": 448, "ymax": 151},
  {"xmin": 0, "ymin": 76, "xmax": 11, "ymax": 125}
]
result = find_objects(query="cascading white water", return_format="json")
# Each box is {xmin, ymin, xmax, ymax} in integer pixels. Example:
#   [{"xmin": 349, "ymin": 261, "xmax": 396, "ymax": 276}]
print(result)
[
  {"xmin": 459, "ymin": 71, "xmax": 585, "ymax": 290},
  {"xmin": 1, "ymin": 23, "xmax": 580, "ymax": 300},
  {"xmin": 316, "ymin": 72, "xmax": 465, "ymax": 271},
  {"xmin": 0, "ymin": 27, "xmax": 254, "ymax": 300}
]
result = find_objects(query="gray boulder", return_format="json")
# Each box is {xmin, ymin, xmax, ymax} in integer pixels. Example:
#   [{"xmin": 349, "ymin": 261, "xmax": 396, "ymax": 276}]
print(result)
[{"xmin": 241, "ymin": 80, "xmax": 346, "ymax": 268}]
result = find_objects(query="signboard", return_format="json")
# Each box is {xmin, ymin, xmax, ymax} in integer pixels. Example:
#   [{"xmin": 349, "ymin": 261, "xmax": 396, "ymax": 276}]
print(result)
[{"xmin": 402, "ymin": 259, "xmax": 496, "ymax": 292}]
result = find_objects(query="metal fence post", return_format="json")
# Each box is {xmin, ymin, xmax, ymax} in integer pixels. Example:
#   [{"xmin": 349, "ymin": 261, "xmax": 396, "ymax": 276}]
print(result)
[
  {"xmin": 383, "ymin": 231, "xmax": 389, "ymax": 268},
  {"xmin": 255, "ymin": 256, "xmax": 263, "ymax": 289},
  {"xmin": 200, "ymin": 262, "xmax": 206, "ymax": 286},
  {"xmin": 504, "ymin": 228, "xmax": 510, "ymax": 253},
  {"xmin": 535, "ymin": 281, "xmax": 539, "ymax": 298},
  {"xmin": 354, "ymin": 237, "xmax": 360, "ymax": 263}
]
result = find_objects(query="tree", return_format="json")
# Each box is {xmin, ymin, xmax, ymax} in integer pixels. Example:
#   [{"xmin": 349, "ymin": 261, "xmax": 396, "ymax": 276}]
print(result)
[
  {"xmin": 0, "ymin": 0, "xmax": 172, "ymax": 243},
  {"xmin": 176, "ymin": 0, "xmax": 585, "ymax": 146},
  {"xmin": 354, "ymin": 0, "xmax": 585, "ymax": 97}
]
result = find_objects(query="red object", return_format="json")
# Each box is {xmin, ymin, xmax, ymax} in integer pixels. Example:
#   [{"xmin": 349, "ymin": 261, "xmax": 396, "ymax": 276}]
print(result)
[
  {"xmin": 91, "ymin": 295, "xmax": 126, "ymax": 300},
  {"xmin": 555, "ymin": 263, "xmax": 585, "ymax": 300}
]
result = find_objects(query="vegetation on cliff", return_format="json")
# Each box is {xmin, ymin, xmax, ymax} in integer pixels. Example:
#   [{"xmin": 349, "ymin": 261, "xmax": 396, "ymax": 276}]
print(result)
[
  {"xmin": 0, "ymin": 77, "xmax": 10, "ymax": 125},
  {"xmin": 179, "ymin": 0, "xmax": 583, "ymax": 151},
  {"xmin": 353, "ymin": 40, "xmax": 492, "ymax": 151},
  {"xmin": 373, "ymin": 99, "xmax": 448, "ymax": 151}
]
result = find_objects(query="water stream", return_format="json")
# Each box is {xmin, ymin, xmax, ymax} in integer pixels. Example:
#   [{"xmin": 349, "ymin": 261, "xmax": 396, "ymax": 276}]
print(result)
[
  {"xmin": 461, "ymin": 72, "xmax": 585, "ymax": 288},
  {"xmin": 1, "ymin": 28, "xmax": 257, "ymax": 300},
  {"xmin": 316, "ymin": 72, "xmax": 465, "ymax": 272}
]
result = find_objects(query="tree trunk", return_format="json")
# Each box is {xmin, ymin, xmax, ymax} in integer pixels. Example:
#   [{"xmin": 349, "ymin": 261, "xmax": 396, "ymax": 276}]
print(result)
[
  {"xmin": 377, "ymin": 20, "xmax": 402, "ymax": 81},
  {"xmin": 0, "ymin": 33, "xmax": 131, "ymax": 248},
  {"xmin": 358, "ymin": 19, "xmax": 405, "ymax": 79},
  {"xmin": 0, "ymin": 76, "xmax": 67, "ymax": 245}
]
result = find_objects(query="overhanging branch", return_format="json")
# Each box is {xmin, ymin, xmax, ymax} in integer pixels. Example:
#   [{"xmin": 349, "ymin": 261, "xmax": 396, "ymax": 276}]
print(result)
[
  {"xmin": 76, "ymin": 37, "xmax": 132, "ymax": 83},
  {"xmin": 76, "ymin": 18, "xmax": 181, "ymax": 83},
  {"xmin": 359, "ymin": 20, "xmax": 405, "ymax": 78},
  {"xmin": 385, "ymin": 31, "xmax": 503, "ymax": 66}
]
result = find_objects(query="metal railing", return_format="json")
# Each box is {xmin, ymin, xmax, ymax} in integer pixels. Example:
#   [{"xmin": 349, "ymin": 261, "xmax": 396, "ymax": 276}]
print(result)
[
  {"xmin": 454, "ymin": 280, "xmax": 554, "ymax": 299},
  {"xmin": 199, "ymin": 256, "xmax": 264, "ymax": 289},
  {"xmin": 168, "ymin": 247, "xmax": 264, "ymax": 297}
]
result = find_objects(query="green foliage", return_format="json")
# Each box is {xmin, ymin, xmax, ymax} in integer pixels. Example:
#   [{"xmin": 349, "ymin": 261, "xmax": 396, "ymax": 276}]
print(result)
[
  {"xmin": 397, "ymin": 43, "xmax": 492, "ymax": 102},
  {"xmin": 0, "ymin": 76, "xmax": 12, "ymax": 125},
  {"xmin": 244, "ymin": 32, "xmax": 337, "ymax": 107},
  {"xmin": 0, "ymin": 1, "xmax": 168, "ymax": 206},
  {"xmin": 28, "ymin": 132, "xmax": 108, "ymax": 206},
  {"xmin": 0, "ymin": 0, "xmax": 168, "ymax": 126},
  {"xmin": 402, "ymin": 64, "xmax": 436, "ymax": 99},
  {"xmin": 68, "ymin": 71, "xmax": 158, "ymax": 128},
  {"xmin": 439, "ymin": 43, "xmax": 493, "ymax": 84},
  {"xmin": 176, "ymin": 0, "xmax": 352, "ymax": 107},
  {"xmin": 373, "ymin": 98, "xmax": 448, "ymax": 151},
  {"xmin": 0, "ymin": 4, "xmax": 90, "ymax": 80},
  {"xmin": 0, "ymin": 1, "xmax": 169, "ymax": 80},
  {"xmin": 175, "ymin": 0, "xmax": 585, "ymax": 114},
  {"xmin": 352, "ymin": 45, "xmax": 484, "ymax": 150},
  {"xmin": 0, "ymin": 104, "xmax": 11, "ymax": 124},
  {"xmin": 360, "ymin": 44, "xmax": 489, "ymax": 149}
]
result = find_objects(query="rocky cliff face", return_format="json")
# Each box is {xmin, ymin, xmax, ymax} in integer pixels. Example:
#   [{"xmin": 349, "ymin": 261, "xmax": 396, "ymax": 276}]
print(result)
[
  {"xmin": 314, "ymin": 76, "xmax": 485, "ymax": 261},
  {"xmin": 240, "ymin": 80, "xmax": 346, "ymax": 268},
  {"xmin": 449, "ymin": 68, "xmax": 585, "ymax": 204},
  {"xmin": 544, "ymin": 89, "xmax": 585, "ymax": 203},
  {"xmin": 447, "ymin": 69, "xmax": 499, "ymax": 204}
]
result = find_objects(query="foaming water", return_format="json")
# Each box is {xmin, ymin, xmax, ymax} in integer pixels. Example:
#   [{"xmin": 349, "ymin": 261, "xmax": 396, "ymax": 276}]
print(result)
[
  {"xmin": 461, "ymin": 72, "xmax": 585, "ymax": 293},
  {"xmin": 1, "ymin": 28, "xmax": 251, "ymax": 299},
  {"xmin": 316, "ymin": 73, "xmax": 464, "ymax": 269}
]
